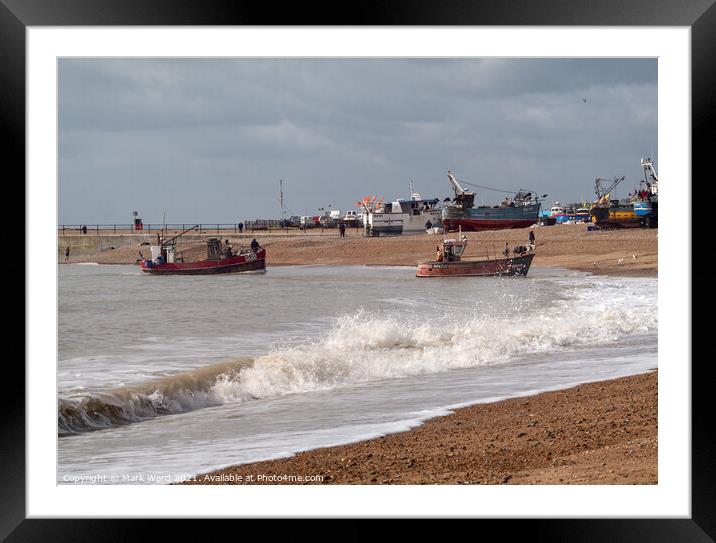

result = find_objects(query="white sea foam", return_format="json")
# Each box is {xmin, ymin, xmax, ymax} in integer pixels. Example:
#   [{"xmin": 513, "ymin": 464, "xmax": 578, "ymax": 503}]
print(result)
[
  {"xmin": 59, "ymin": 270, "xmax": 657, "ymax": 434},
  {"xmin": 216, "ymin": 281, "xmax": 657, "ymax": 402}
]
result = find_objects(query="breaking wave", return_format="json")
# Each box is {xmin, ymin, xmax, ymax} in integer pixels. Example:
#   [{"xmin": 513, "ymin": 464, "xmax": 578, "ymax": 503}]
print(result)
[
  {"xmin": 58, "ymin": 359, "xmax": 252, "ymax": 435},
  {"xmin": 59, "ymin": 280, "xmax": 656, "ymax": 435}
]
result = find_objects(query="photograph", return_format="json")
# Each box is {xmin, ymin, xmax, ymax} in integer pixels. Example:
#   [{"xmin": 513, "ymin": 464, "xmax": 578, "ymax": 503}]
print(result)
[
  {"xmin": 56, "ymin": 57, "xmax": 659, "ymax": 487},
  {"xmin": 13, "ymin": 15, "xmax": 703, "ymax": 531}
]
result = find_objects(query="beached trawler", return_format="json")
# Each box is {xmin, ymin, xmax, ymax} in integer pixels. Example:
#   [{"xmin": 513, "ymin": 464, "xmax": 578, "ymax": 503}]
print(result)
[
  {"xmin": 416, "ymin": 231, "xmax": 535, "ymax": 277},
  {"xmin": 139, "ymin": 225, "xmax": 266, "ymax": 275},
  {"xmin": 632, "ymin": 157, "xmax": 658, "ymax": 226},
  {"xmin": 442, "ymin": 171, "xmax": 543, "ymax": 232},
  {"xmin": 590, "ymin": 159, "xmax": 658, "ymax": 229},
  {"xmin": 358, "ymin": 182, "xmax": 443, "ymax": 236}
]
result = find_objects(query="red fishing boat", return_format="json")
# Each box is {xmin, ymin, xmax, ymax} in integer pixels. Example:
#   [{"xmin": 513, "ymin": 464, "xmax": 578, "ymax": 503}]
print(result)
[
  {"xmin": 416, "ymin": 233, "xmax": 535, "ymax": 278},
  {"xmin": 139, "ymin": 225, "xmax": 266, "ymax": 275}
]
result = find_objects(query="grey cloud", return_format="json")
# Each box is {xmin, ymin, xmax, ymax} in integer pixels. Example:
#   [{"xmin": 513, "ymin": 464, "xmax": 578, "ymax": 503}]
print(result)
[{"xmin": 59, "ymin": 58, "xmax": 656, "ymax": 224}]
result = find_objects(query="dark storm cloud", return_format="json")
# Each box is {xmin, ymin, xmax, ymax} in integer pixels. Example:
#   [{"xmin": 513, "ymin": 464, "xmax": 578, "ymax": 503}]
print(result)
[{"xmin": 58, "ymin": 58, "xmax": 657, "ymax": 224}]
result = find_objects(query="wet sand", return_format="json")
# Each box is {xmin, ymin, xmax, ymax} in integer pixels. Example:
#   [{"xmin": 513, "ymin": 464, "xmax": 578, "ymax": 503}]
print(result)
[
  {"xmin": 60, "ymin": 224, "xmax": 657, "ymax": 277},
  {"xmin": 184, "ymin": 371, "xmax": 657, "ymax": 485}
]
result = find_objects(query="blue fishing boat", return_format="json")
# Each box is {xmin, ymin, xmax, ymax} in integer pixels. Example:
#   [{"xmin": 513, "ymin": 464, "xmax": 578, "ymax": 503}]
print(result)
[
  {"xmin": 442, "ymin": 171, "xmax": 543, "ymax": 232},
  {"xmin": 632, "ymin": 158, "xmax": 658, "ymax": 225},
  {"xmin": 550, "ymin": 203, "xmax": 591, "ymax": 224}
]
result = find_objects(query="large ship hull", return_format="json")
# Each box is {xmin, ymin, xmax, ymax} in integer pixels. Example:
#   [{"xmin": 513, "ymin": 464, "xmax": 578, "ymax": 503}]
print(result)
[
  {"xmin": 416, "ymin": 253, "xmax": 535, "ymax": 277},
  {"xmin": 140, "ymin": 249, "xmax": 266, "ymax": 275},
  {"xmin": 590, "ymin": 206, "xmax": 657, "ymax": 229},
  {"xmin": 365, "ymin": 217, "xmax": 403, "ymax": 236},
  {"xmin": 442, "ymin": 203, "xmax": 541, "ymax": 232}
]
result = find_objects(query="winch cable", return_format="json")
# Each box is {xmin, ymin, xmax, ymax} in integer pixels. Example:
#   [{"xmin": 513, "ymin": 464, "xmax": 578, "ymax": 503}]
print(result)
[{"xmin": 455, "ymin": 177, "xmax": 543, "ymax": 198}]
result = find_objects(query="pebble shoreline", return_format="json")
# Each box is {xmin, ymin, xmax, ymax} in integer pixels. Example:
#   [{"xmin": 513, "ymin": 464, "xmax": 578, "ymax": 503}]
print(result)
[{"xmin": 183, "ymin": 372, "xmax": 657, "ymax": 485}]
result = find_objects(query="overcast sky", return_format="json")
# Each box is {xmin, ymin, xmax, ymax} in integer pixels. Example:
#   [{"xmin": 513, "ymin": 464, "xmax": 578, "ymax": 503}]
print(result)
[{"xmin": 58, "ymin": 58, "xmax": 657, "ymax": 225}]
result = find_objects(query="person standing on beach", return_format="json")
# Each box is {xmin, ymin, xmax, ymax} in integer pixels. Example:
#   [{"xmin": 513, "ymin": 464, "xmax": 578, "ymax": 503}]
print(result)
[
  {"xmin": 65, "ymin": 246, "xmax": 70, "ymax": 262},
  {"xmin": 339, "ymin": 222, "xmax": 346, "ymax": 238},
  {"xmin": 529, "ymin": 230, "xmax": 535, "ymax": 248},
  {"xmin": 82, "ymin": 225, "xmax": 87, "ymax": 235},
  {"xmin": 238, "ymin": 222, "xmax": 244, "ymax": 234}
]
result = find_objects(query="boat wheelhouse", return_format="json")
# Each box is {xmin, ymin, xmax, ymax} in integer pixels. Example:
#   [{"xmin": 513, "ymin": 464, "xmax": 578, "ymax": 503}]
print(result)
[{"xmin": 359, "ymin": 182, "xmax": 443, "ymax": 236}]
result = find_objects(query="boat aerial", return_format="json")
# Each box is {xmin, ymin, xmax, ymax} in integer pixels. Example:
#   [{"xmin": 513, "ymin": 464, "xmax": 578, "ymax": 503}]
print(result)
[
  {"xmin": 358, "ymin": 181, "xmax": 443, "ymax": 236},
  {"xmin": 416, "ymin": 228, "xmax": 536, "ymax": 277},
  {"xmin": 139, "ymin": 225, "xmax": 266, "ymax": 275},
  {"xmin": 441, "ymin": 170, "xmax": 543, "ymax": 232}
]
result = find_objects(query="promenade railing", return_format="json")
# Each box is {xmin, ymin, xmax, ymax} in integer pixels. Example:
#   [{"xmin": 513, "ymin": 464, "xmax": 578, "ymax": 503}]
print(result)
[{"xmin": 57, "ymin": 221, "xmax": 356, "ymax": 235}]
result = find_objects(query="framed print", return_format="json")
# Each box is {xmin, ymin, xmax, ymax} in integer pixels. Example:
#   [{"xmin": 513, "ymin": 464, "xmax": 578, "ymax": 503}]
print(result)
[{"xmin": 6, "ymin": 0, "xmax": 712, "ymax": 538}]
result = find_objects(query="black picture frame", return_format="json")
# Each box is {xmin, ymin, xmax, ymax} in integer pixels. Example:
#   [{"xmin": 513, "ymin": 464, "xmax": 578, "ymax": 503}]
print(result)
[{"xmin": 6, "ymin": 0, "xmax": 710, "ymax": 539}]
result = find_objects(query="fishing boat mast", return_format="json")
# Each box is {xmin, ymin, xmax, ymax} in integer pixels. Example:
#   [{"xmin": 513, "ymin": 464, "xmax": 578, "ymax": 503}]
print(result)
[
  {"xmin": 280, "ymin": 179, "xmax": 286, "ymax": 225},
  {"xmin": 594, "ymin": 176, "xmax": 625, "ymax": 205}
]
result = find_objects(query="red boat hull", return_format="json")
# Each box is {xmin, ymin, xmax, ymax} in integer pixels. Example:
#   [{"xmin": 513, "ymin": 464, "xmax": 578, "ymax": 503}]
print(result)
[
  {"xmin": 140, "ymin": 249, "xmax": 266, "ymax": 275},
  {"xmin": 416, "ymin": 253, "xmax": 534, "ymax": 277},
  {"xmin": 443, "ymin": 218, "xmax": 537, "ymax": 232}
]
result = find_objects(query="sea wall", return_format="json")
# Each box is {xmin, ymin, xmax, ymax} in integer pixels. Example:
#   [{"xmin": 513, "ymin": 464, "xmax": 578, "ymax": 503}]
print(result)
[{"xmin": 57, "ymin": 234, "xmax": 212, "ymax": 254}]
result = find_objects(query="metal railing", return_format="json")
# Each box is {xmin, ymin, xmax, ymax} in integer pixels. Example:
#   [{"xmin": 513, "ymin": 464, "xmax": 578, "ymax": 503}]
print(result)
[{"xmin": 57, "ymin": 222, "xmax": 305, "ymax": 235}]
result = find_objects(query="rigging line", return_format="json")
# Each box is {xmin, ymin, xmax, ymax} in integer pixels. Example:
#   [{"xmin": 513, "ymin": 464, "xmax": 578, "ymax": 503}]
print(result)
[
  {"xmin": 275, "ymin": 197, "xmax": 296, "ymax": 216},
  {"xmin": 456, "ymin": 178, "xmax": 522, "ymax": 194},
  {"xmin": 457, "ymin": 178, "xmax": 542, "ymax": 196}
]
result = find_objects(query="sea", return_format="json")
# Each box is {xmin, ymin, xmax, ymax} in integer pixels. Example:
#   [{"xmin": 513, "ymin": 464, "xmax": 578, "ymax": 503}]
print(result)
[{"xmin": 58, "ymin": 264, "xmax": 657, "ymax": 484}]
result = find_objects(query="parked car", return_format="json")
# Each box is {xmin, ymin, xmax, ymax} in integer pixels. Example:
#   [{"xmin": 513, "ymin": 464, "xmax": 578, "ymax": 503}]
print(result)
[
  {"xmin": 279, "ymin": 216, "xmax": 301, "ymax": 227},
  {"xmin": 300, "ymin": 216, "xmax": 320, "ymax": 229}
]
